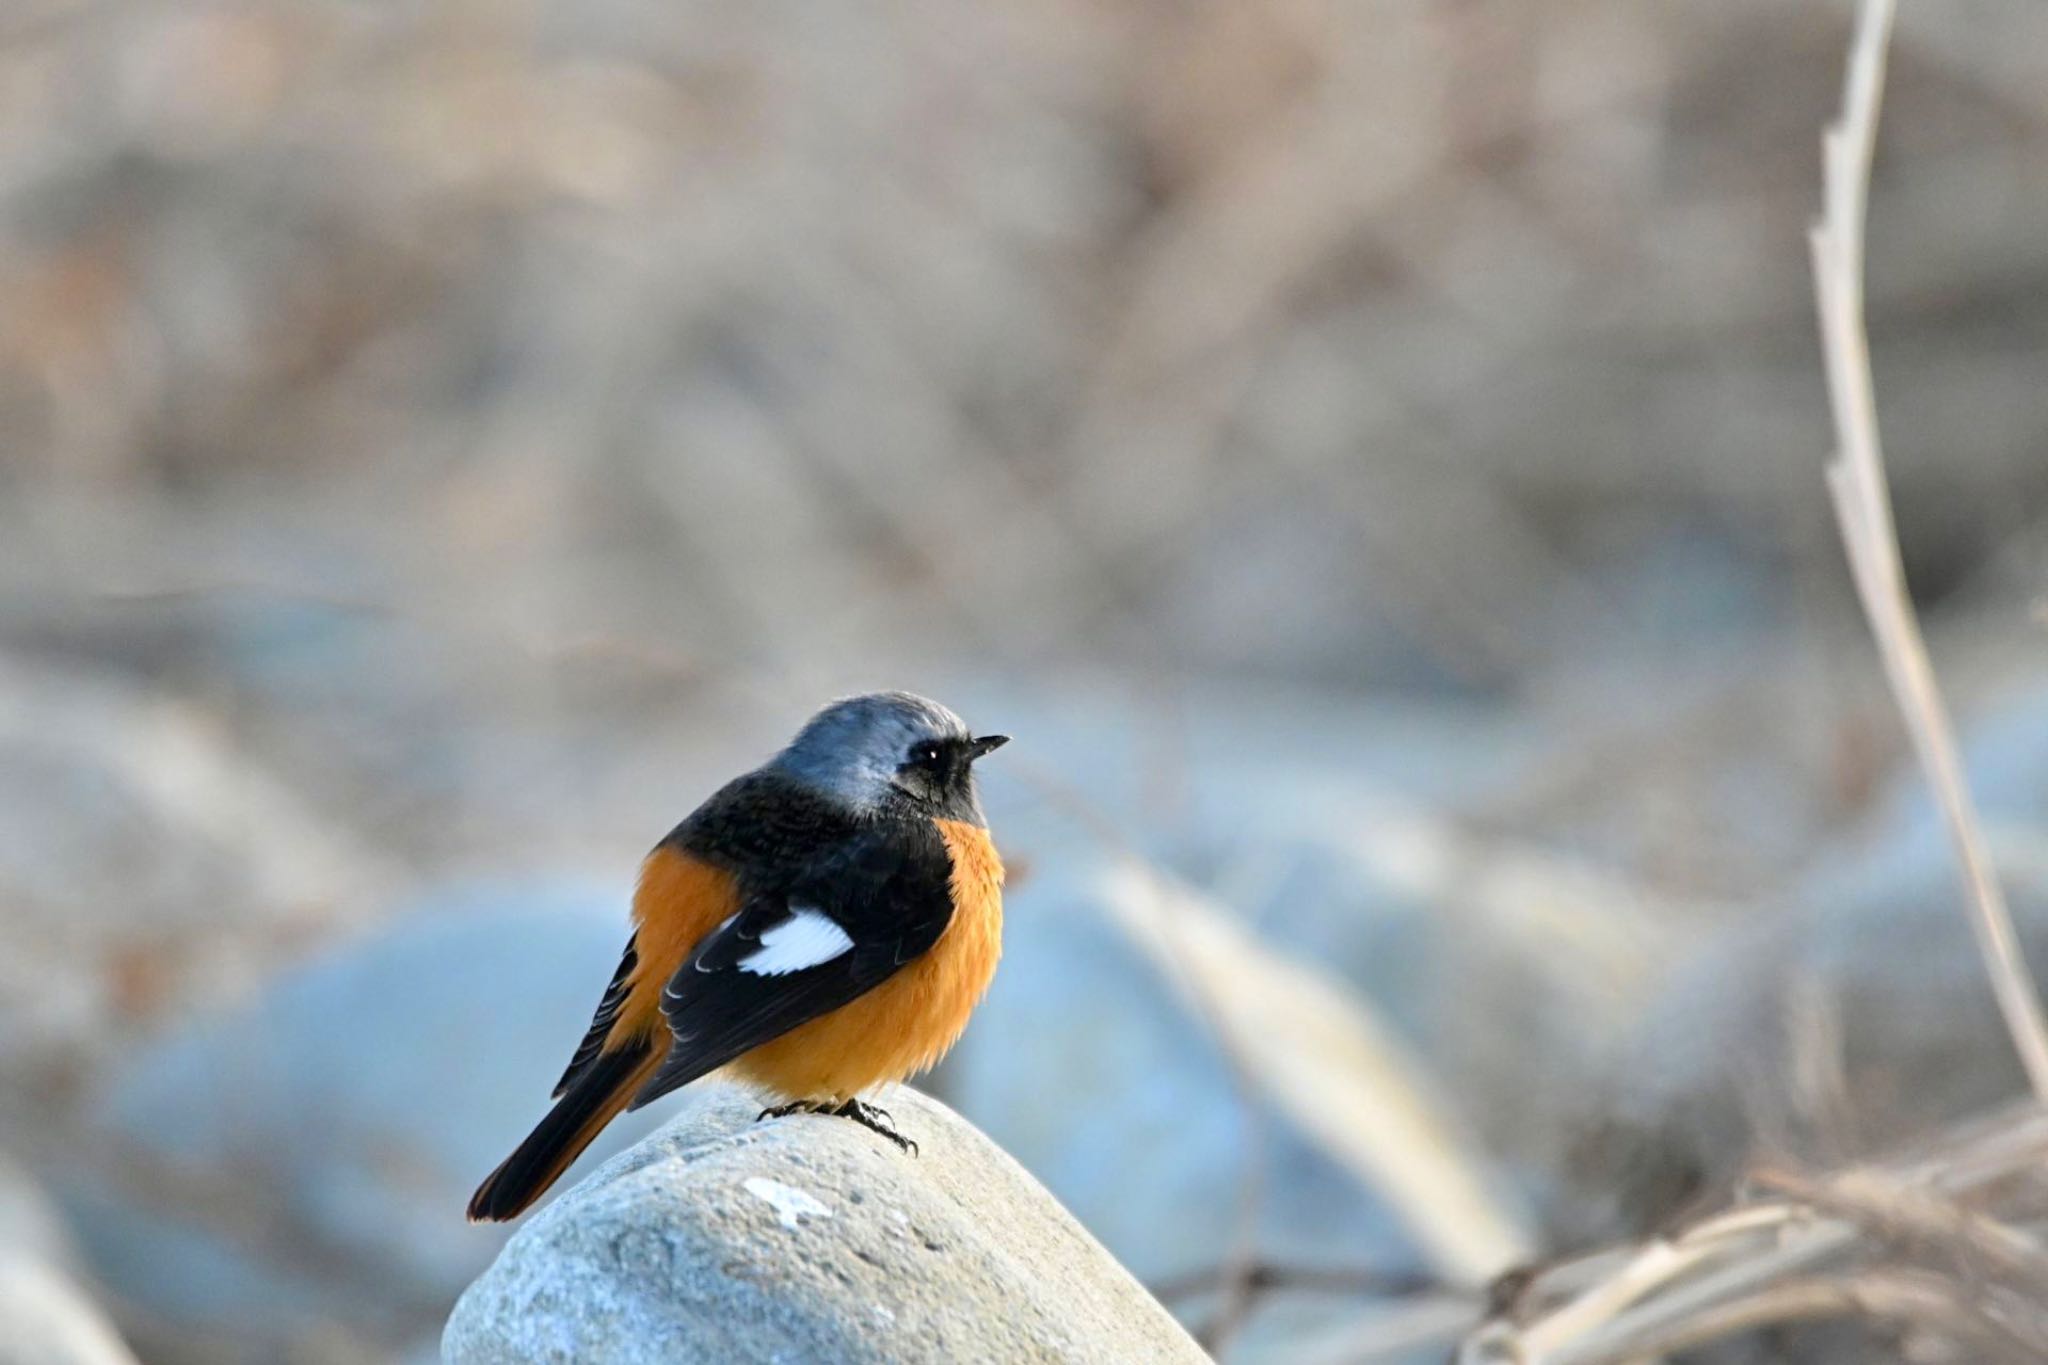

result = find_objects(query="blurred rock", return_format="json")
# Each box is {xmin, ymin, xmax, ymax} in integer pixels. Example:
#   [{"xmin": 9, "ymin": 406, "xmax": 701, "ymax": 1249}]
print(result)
[
  {"xmin": 940, "ymin": 858, "xmax": 1512, "ymax": 1363},
  {"xmin": 0, "ymin": 1154, "xmax": 138, "ymax": 1365},
  {"xmin": 0, "ymin": 1152, "xmax": 79, "ymax": 1276},
  {"xmin": 0, "ymin": 1260, "xmax": 139, "ymax": 1365},
  {"xmin": 1877, "ymin": 679, "xmax": 2048, "ymax": 857},
  {"xmin": 945, "ymin": 861, "xmax": 1415, "ymax": 1291},
  {"xmin": 1167, "ymin": 787, "xmax": 1696, "ymax": 1182},
  {"xmin": 0, "ymin": 655, "xmax": 396, "ymax": 1159},
  {"xmin": 1570, "ymin": 827, "xmax": 2048, "ymax": 1243},
  {"xmin": 947, "ymin": 808, "xmax": 1669, "ymax": 1274},
  {"xmin": 442, "ymin": 1083, "xmax": 1205, "ymax": 1365},
  {"xmin": 74, "ymin": 880, "xmax": 664, "ymax": 1360}
]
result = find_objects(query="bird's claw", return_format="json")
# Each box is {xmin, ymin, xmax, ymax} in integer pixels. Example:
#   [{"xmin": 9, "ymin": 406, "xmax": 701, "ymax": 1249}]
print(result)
[{"xmin": 833, "ymin": 1098, "xmax": 917, "ymax": 1155}]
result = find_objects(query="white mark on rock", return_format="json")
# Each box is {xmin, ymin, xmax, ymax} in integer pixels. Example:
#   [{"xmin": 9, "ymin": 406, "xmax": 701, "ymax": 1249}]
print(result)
[
  {"xmin": 743, "ymin": 1177, "xmax": 833, "ymax": 1230},
  {"xmin": 887, "ymin": 1208, "xmax": 910, "ymax": 1226},
  {"xmin": 872, "ymin": 1305, "xmax": 897, "ymax": 1326}
]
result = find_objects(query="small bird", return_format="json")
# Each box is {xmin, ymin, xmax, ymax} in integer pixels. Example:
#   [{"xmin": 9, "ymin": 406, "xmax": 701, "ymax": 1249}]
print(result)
[{"xmin": 467, "ymin": 691, "xmax": 1008, "ymax": 1222}]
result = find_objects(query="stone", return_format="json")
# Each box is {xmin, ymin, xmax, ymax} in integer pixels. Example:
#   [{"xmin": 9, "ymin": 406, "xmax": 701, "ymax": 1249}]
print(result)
[
  {"xmin": 442, "ymin": 1083, "xmax": 1206, "ymax": 1365},
  {"xmin": 0, "ymin": 1258, "xmax": 141, "ymax": 1365},
  {"xmin": 75, "ymin": 880, "xmax": 669, "ymax": 1356},
  {"xmin": 0, "ymin": 1154, "xmax": 137, "ymax": 1365},
  {"xmin": 942, "ymin": 853, "xmax": 1557, "ymax": 1361},
  {"xmin": 944, "ymin": 861, "xmax": 1419, "ymax": 1288},
  {"xmin": 1568, "ymin": 826, "xmax": 2048, "ymax": 1241}
]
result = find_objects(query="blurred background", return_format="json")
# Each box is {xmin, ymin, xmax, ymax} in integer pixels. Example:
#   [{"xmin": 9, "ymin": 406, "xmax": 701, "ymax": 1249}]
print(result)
[{"xmin": 5, "ymin": 0, "xmax": 2048, "ymax": 1361}]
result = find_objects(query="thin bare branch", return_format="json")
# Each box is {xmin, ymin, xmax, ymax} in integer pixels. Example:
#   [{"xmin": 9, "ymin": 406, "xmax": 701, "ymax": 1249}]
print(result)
[
  {"xmin": 1150, "ymin": 1261, "xmax": 1444, "ymax": 1306},
  {"xmin": 1616, "ymin": 1269, "xmax": 2048, "ymax": 1365},
  {"xmin": 1169, "ymin": 3, "xmax": 2048, "ymax": 1361},
  {"xmin": 1812, "ymin": 0, "xmax": 2048, "ymax": 1099},
  {"xmin": 1754, "ymin": 1165, "xmax": 2048, "ymax": 1295},
  {"xmin": 1461, "ymin": 1104, "xmax": 2048, "ymax": 1364},
  {"xmin": 1008, "ymin": 759, "xmax": 1536, "ymax": 1287}
]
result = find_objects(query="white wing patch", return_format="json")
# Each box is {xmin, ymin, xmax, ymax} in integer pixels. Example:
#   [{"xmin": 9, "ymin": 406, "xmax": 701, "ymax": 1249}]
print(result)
[{"xmin": 739, "ymin": 908, "xmax": 854, "ymax": 976}]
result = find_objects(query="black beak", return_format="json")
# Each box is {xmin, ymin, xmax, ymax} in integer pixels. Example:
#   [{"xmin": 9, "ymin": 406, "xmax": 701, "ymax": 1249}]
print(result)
[{"xmin": 967, "ymin": 734, "xmax": 1010, "ymax": 760}]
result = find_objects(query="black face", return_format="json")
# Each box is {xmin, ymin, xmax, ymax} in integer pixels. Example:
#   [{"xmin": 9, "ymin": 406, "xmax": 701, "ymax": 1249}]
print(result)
[{"xmin": 891, "ymin": 734, "xmax": 1007, "ymax": 824}]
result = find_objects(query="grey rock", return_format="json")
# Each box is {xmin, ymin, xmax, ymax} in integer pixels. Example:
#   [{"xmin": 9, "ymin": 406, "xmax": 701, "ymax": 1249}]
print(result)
[
  {"xmin": 1571, "ymin": 828, "xmax": 2048, "ymax": 1241},
  {"xmin": 946, "ymin": 861, "xmax": 1414, "ymax": 1289},
  {"xmin": 944, "ymin": 857, "xmax": 1514, "ymax": 1365},
  {"xmin": 1159, "ymin": 793, "xmax": 1678, "ymax": 1173},
  {"xmin": 443, "ymin": 1083, "xmax": 1206, "ymax": 1365},
  {"xmin": 0, "ymin": 1155, "xmax": 137, "ymax": 1365},
  {"xmin": 0, "ymin": 1153, "xmax": 78, "ymax": 1278},
  {"xmin": 0, "ymin": 1259, "xmax": 140, "ymax": 1365},
  {"xmin": 1878, "ymin": 680, "xmax": 2048, "ymax": 856},
  {"xmin": 76, "ymin": 881, "xmax": 667, "ymax": 1354},
  {"xmin": 946, "ymin": 836, "xmax": 1620, "ymax": 1282}
]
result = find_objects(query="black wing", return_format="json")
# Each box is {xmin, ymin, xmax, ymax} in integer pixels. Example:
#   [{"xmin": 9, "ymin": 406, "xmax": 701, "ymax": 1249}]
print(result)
[
  {"xmin": 551, "ymin": 936, "xmax": 638, "ymax": 1099},
  {"xmin": 627, "ymin": 816, "xmax": 954, "ymax": 1110}
]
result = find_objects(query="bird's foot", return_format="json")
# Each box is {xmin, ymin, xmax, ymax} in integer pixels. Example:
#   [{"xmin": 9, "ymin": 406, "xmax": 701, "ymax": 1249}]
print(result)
[
  {"xmin": 831, "ymin": 1097, "xmax": 917, "ymax": 1155},
  {"xmin": 756, "ymin": 1099, "xmax": 827, "ymax": 1122}
]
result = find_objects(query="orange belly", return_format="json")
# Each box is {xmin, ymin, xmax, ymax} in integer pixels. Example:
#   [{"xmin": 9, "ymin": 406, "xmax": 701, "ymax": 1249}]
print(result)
[{"xmin": 730, "ymin": 819, "xmax": 1005, "ymax": 1101}]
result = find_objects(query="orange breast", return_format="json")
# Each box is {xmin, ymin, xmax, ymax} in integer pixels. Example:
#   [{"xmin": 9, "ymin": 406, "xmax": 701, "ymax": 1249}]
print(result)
[
  {"xmin": 730, "ymin": 819, "xmax": 1005, "ymax": 1102},
  {"xmin": 617, "ymin": 846, "xmax": 740, "ymax": 1043}
]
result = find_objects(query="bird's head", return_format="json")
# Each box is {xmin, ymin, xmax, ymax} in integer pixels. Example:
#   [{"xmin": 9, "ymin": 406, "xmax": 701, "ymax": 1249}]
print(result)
[{"xmin": 769, "ymin": 691, "xmax": 1008, "ymax": 824}]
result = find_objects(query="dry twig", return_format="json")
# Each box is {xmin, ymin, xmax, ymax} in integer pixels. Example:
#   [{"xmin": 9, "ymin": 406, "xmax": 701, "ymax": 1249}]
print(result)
[
  {"xmin": 1006, "ymin": 757, "xmax": 1536, "ymax": 1293},
  {"xmin": 1149, "ymin": 1261, "xmax": 1443, "ymax": 1306},
  {"xmin": 1097, "ymin": 861, "xmax": 1534, "ymax": 1286},
  {"xmin": 1441, "ymin": 3, "xmax": 2048, "ymax": 1359},
  {"xmin": 1454, "ymin": 1105, "xmax": 2048, "ymax": 1364},
  {"xmin": 1812, "ymin": 0, "xmax": 2048, "ymax": 1100}
]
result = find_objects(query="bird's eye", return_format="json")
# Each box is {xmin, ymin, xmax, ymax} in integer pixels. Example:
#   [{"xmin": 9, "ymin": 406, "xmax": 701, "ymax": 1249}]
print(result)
[{"xmin": 912, "ymin": 742, "xmax": 943, "ymax": 767}]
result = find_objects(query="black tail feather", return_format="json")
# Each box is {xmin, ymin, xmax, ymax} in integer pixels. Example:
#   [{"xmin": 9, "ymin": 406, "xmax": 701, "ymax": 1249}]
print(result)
[{"xmin": 467, "ymin": 1039, "xmax": 657, "ymax": 1222}]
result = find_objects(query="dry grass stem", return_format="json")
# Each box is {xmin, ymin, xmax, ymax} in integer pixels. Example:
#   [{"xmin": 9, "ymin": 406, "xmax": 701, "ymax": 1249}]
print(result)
[
  {"xmin": 1613, "ymin": 1269, "xmax": 2048, "ymax": 1364},
  {"xmin": 1008, "ymin": 759, "xmax": 1535, "ymax": 1288},
  {"xmin": 1454, "ymin": 8, "xmax": 2048, "ymax": 1354},
  {"xmin": 1754, "ymin": 1165, "xmax": 2048, "ymax": 1292},
  {"xmin": 1812, "ymin": 0, "xmax": 2048, "ymax": 1100},
  {"xmin": 1100, "ymin": 862, "xmax": 1534, "ymax": 1285},
  {"xmin": 1459, "ymin": 1105, "xmax": 2048, "ymax": 1363}
]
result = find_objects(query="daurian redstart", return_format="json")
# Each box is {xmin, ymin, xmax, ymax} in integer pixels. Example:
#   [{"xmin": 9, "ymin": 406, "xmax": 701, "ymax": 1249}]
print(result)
[{"xmin": 467, "ymin": 692, "xmax": 1007, "ymax": 1222}]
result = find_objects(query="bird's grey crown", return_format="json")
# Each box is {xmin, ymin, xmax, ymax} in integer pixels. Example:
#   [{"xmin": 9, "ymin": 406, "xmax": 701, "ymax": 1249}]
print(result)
[{"xmin": 766, "ymin": 691, "xmax": 971, "ymax": 809}]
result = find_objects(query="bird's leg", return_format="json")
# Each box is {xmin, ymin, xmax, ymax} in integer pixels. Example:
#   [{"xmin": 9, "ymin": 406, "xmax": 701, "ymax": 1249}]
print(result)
[{"xmin": 830, "ymin": 1097, "xmax": 917, "ymax": 1155}]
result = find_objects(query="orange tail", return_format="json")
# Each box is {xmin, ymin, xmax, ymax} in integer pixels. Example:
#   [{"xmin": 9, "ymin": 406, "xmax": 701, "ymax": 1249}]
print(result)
[{"xmin": 467, "ymin": 1039, "xmax": 660, "ymax": 1222}]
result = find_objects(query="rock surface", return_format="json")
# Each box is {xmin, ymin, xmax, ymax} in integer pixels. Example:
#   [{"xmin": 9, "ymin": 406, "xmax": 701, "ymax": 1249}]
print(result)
[
  {"xmin": 946, "ymin": 860, "xmax": 1416, "ymax": 1284},
  {"xmin": 76, "ymin": 881, "xmax": 668, "ymax": 1355},
  {"xmin": 443, "ymin": 1083, "xmax": 1206, "ymax": 1365},
  {"xmin": 1566, "ymin": 826, "xmax": 2048, "ymax": 1242},
  {"xmin": 0, "ymin": 1259, "xmax": 141, "ymax": 1365},
  {"xmin": 0, "ymin": 1155, "xmax": 137, "ymax": 1365}
]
